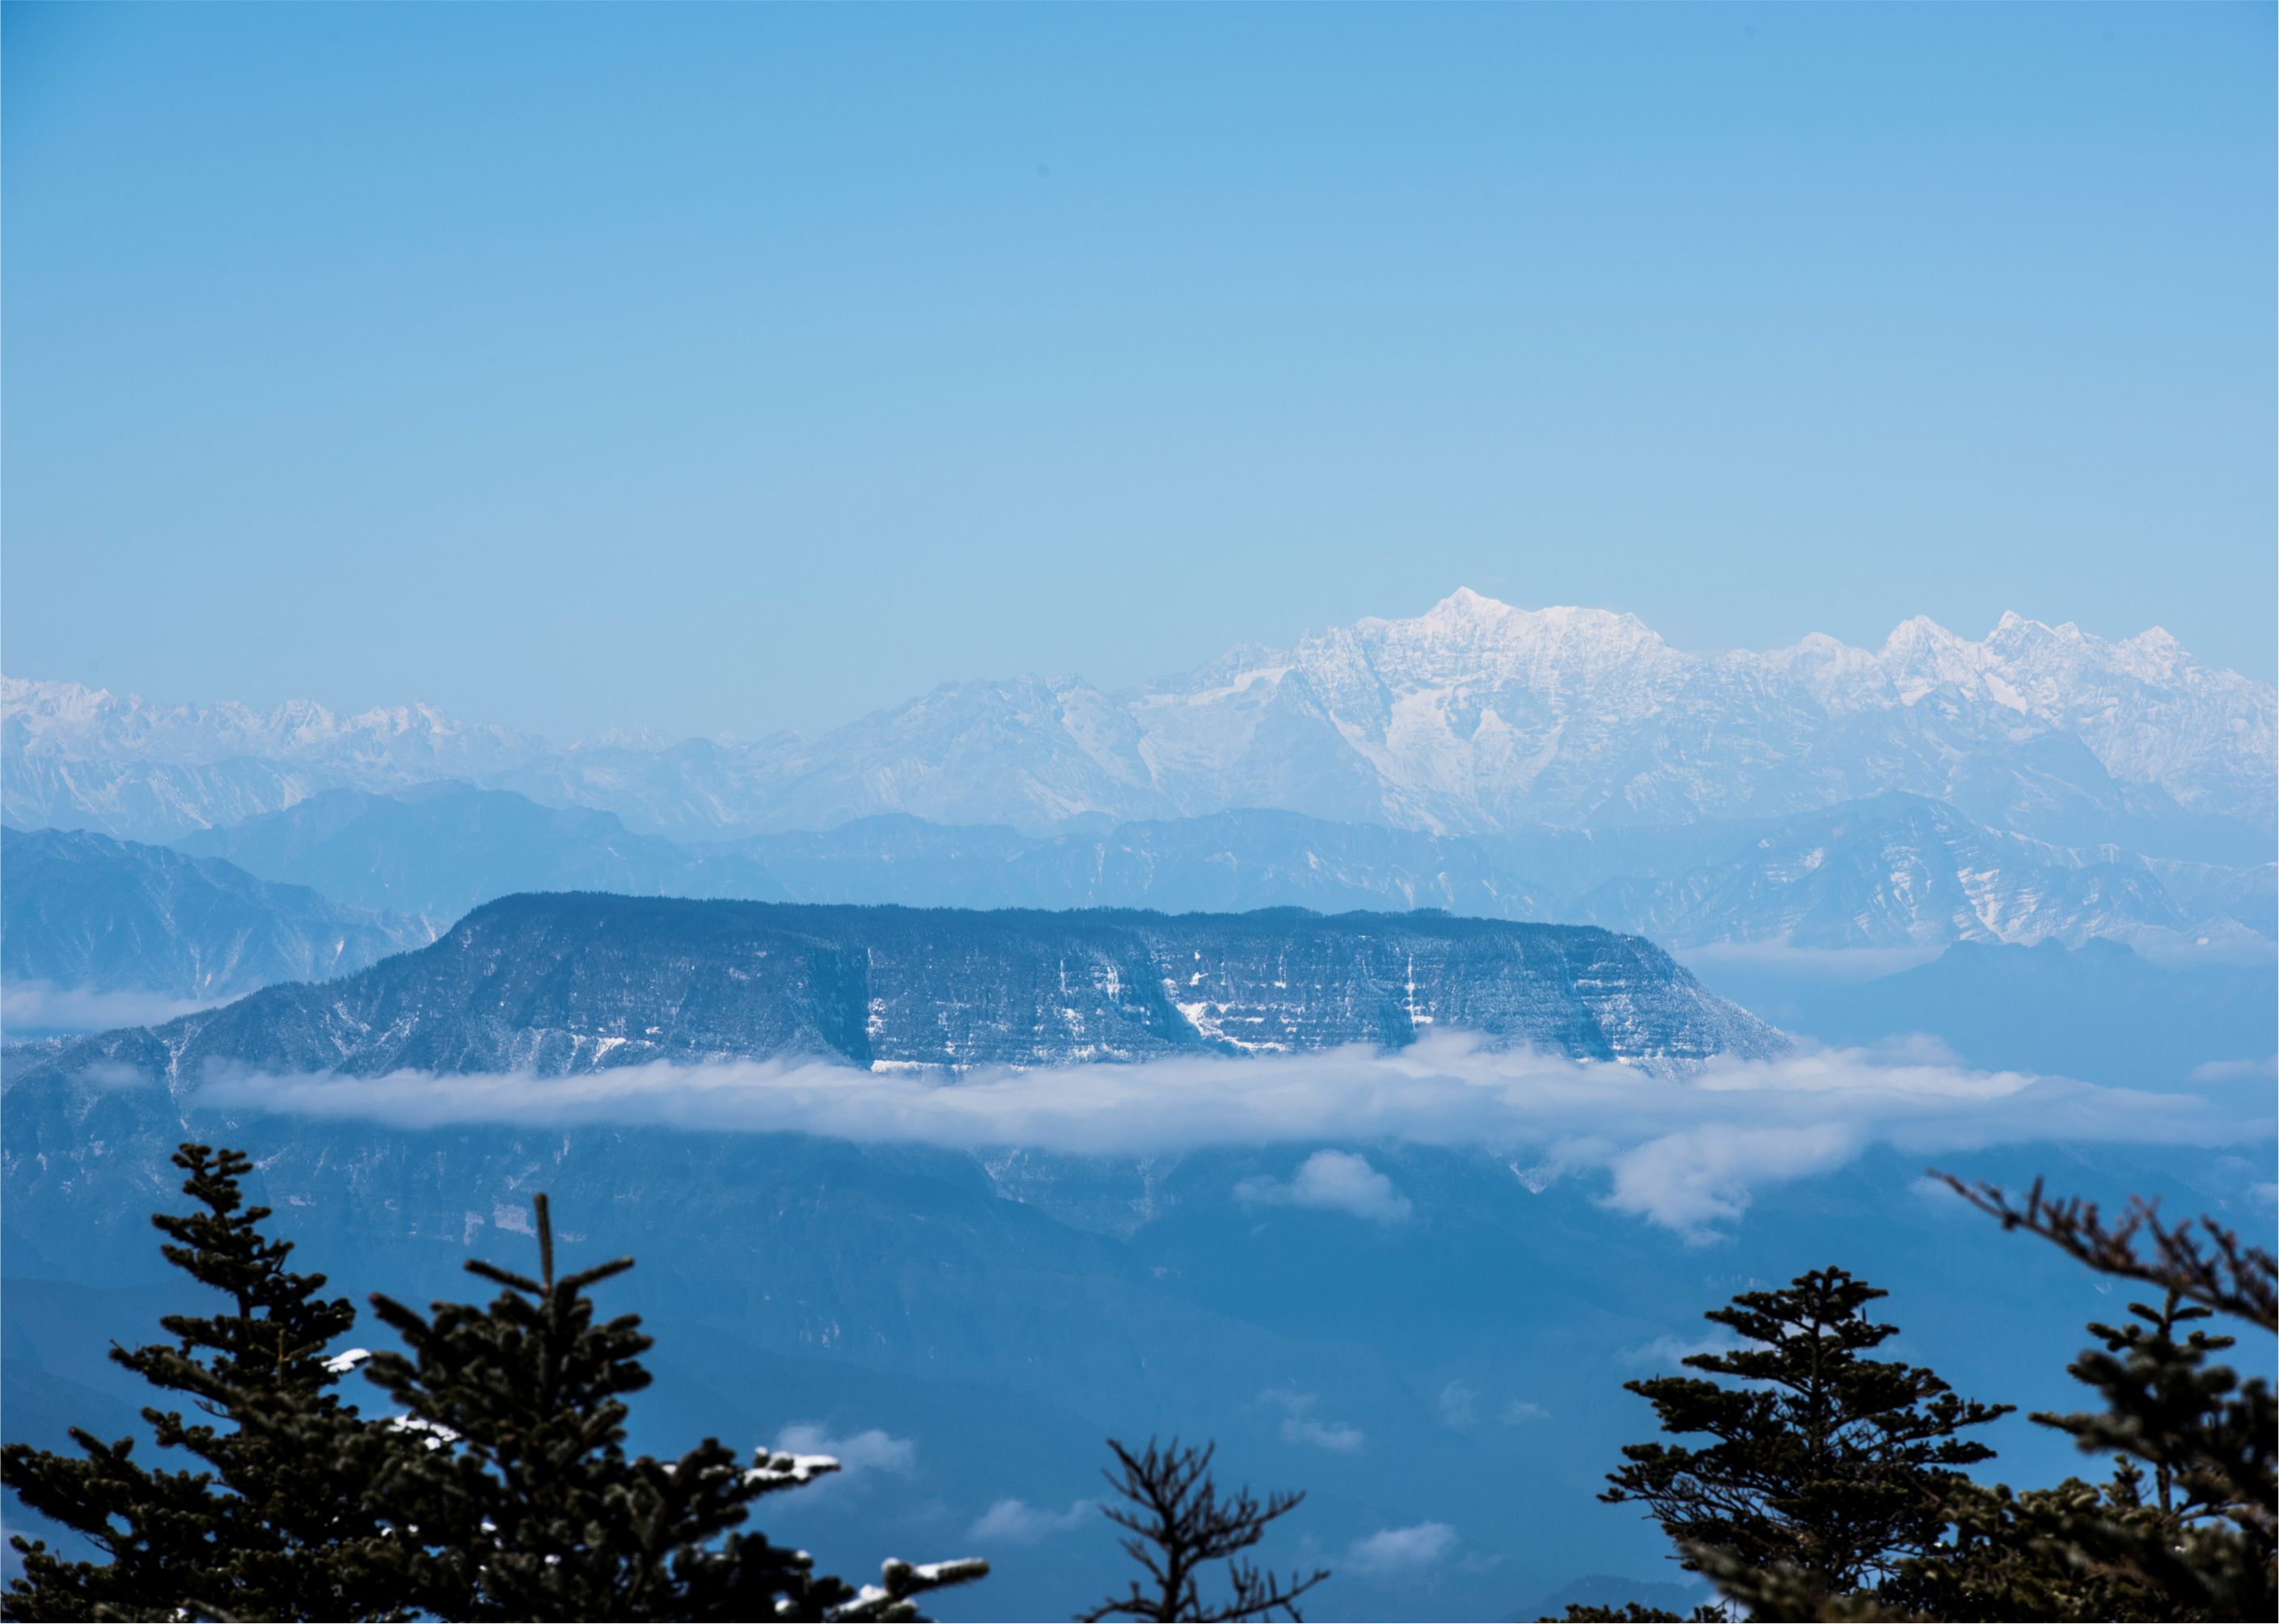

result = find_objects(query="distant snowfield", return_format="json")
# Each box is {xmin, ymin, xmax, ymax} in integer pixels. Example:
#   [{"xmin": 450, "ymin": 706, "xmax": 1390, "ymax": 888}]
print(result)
[{"xmin": 186, "ymin": 1030, "xmax": 2267, "ymax": 1241}]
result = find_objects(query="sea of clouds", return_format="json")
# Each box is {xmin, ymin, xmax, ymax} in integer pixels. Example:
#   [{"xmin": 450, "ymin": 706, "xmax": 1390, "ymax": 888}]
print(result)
[{"xmin": 190, "ymin": 1032, "xmax": 2270, "ymax": 1241}]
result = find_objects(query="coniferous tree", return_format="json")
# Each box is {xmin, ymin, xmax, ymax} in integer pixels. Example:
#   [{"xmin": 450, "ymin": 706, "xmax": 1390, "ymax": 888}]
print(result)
[
  {"xmin": 1648, "ymin": 1187, "xmax": 2278, "ymax": 1622},
  {"xmin": 359, "ymin": 1191, "xmax": 987, "ymax": 1622},
  {"xmin": 1901, "ymin": 1174, "xmax": 2279, "ymax": 1622},
  {"xmin": 2, "ymin": 1143, "xmax": 415, "ymax": 1622},
  {"xmin": 1080, "ymin": 1437, "xmax": 1328, "ymax": 1622},
  {"xmin": 1601, "ymin": 1267, "xmax": 2011, "ymax": 1610},
  {"xmin": 1719, "ymin": 1297, "xmax": 2276, "ymax": 1623},
  {"xmin": 1938, "ymin": 1174, "xmax": 2277, "ymax": 1331},
  {"xmin": 5, "ymin": 1148, "xmax": 989, "ymax": 1623},
  {"xmin": 2022, "ymin": 1292, "xmax": 2276, "ymax": 1618}
]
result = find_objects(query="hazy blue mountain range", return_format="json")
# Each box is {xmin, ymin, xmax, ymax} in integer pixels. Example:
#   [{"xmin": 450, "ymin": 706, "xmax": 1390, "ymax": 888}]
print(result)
[
  {"xmin": 9, "ymin": 592, "xmax": 2271, "ymax": 849},
  {"xmin": 0, "ymin": 827, "xmax": 433, "ymax": 1033},
  {"xmin": 163, "ymin": 784, "xmax": 2279, "ymax": 954},
  {"xmin": 175, "ymin": 787, "xmax": 1565, "ymax": 923},
  {"xmin": 7, "ymin": 784, "xmax": 2265, "ymax": 1042},
  {"xmin": 1685, "ymin": 937, "xmax": 2278, "ymax": 1093},
  {"xmin": 6, "ymin": 894, "xmax": 1783, "ymax": 1089},
  {"xmin": 175, "ymin": 782, "xmax": 777, "ymax": 920},
  {"xmin": 1557, "ymin": 792, "xmax": 2268, "ymax": 952}
]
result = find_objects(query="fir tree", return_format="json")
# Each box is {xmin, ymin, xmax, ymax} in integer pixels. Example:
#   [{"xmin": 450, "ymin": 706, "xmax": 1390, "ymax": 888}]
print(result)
[
  {"xmin": 359, "ymin": 1191, "xmax": 987, "ymax": 1622},
  {"xmin": 1912, "ymin": 1173, "xmax": 2279, "ymax": 1622},
  {"xmin": 6, "ymin": 1147, "xmax": 989, "ymax": 1623},
  {"xmin": 1937, "ymin": 1174, "xmax": 2277, "ymax": 1332},
  {"xmin": 1080, "ymin": 1437, "xmax": 1328, "ymax": 1622},
  {"xmin": 2, "ymin": 1142, "xmax": 413, "ymax": 1622},
  {"xmin": 1601, "ymin": 1267, "xmax": 2011, "ymax": 1609}
]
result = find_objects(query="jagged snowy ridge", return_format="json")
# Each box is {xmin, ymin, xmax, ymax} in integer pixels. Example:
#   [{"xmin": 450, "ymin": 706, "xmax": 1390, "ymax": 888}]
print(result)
[{"xmin": 6, "ymin": 591, "xmax": 2270, "ymax": 843}]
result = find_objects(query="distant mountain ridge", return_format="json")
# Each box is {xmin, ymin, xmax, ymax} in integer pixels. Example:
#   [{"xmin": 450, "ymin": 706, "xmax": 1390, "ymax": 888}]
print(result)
[
  {"xmin": 5, "ymin": 894, "xmax": 1786, "ymax": 1088},
  {"xmin": 175, "ymin": 783, "xmax": 775, "ymax": 920},
  {"xmin": 159, "ymin": 785, "xmax": 2279, "ymax": 957},
  {"xmin": 9, "ymin": 591, "xmax": 2270, "ymax": 847},
  {"xmin": 0, "ymin": 827, "xmax": 434, "ymax": 1015}
]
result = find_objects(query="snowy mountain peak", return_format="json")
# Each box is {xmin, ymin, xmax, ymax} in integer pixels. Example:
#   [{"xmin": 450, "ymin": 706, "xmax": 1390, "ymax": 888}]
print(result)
[
  {"xmin": 1880, "ymin": 613, "xmax": 1974, "ymax": 656},
  {"xmin": 1403, "ymin": 590, "xmax": 1653, "ymax": 640},
  {"xmin": 1352, "ymin": 593, "xmax": 1670, "ymax": 683},
  {"xmin": 1424, "ymin": 586, "xmax": 1506, "ymax": 620},
  {"xmin": 4, "ymin": 595, "xmax": 2272, "ymax": 844}
]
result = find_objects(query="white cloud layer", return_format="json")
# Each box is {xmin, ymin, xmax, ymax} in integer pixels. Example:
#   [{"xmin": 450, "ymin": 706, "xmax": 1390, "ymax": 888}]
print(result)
[{"xmin": 188, "ymin": 1032, "xmax": 2268, "ymax": 1241}]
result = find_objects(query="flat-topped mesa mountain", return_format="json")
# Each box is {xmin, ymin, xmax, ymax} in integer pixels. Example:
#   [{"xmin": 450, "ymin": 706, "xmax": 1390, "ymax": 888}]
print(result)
[
  {"xmin": 6, "ymin": 894, "xmax": 1786, "ymax": 1087},
  {"xmin": 7, "ymin": 592, "xmax": 2271, "ymax": 850}
]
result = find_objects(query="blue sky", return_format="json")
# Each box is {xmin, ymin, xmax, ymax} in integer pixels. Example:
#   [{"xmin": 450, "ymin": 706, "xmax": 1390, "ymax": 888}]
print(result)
[{"xmin": 5, "ymin": 3, "xmax": 2271, "ymax": 742}]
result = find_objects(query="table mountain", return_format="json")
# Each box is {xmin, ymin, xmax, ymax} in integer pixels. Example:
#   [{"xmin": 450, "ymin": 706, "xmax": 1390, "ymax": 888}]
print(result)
[{"xmin": 7, "ymin": 894, "xmax": 1785, "ymax": 1087}]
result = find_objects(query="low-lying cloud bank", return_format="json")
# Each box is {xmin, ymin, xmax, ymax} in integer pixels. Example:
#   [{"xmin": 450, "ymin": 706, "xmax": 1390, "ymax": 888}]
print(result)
[
  {"xmin": 2, "ymin": 979, "xmax": 218, "ymax": 1036},
  {"xmin": 188, "ymin": 1033, "xmax": 2267, "ymax": 1241}
]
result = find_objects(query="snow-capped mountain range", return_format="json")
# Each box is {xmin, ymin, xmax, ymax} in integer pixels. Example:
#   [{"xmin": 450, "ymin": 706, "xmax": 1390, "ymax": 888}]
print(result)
[{"xmin": 7, "ymin": 592, "xmax": 2272, "ymax": 853}]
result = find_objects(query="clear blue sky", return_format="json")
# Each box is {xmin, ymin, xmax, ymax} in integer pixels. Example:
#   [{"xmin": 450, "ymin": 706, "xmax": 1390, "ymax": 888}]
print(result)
[{"xmin": 6, "ymin": 3, "xmax": 2272, "ymax": 742}]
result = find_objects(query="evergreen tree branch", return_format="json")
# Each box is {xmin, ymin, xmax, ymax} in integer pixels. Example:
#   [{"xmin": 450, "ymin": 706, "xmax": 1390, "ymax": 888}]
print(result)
[{"xmin": 1932, "ymin": 1172, "xmax": 2278, "ymax": 1332}]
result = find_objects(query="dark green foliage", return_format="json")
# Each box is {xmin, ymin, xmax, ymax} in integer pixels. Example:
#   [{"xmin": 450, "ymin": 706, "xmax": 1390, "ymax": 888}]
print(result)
[
  {"xmin": 1938, "ymin": 1174, "xmax": 2276, "ymax": 1332},
  {"xmin": 1080, "ymin": 1437, "xmax": 1328, "ymax": 1622},
  {"xmin": 360, "ymin": 1191, "xmax": 987, "ymax": 1622},
  {"xmin": 2, "ymin": 1143, "xmax": 413, "ymax": 1621},
  {"xmin": 1883, "ymin": 1293, "xmax": 2275, "ymax": 1623},
  {"xmin": 1601, "ymin": 1267, "xmax": 2011, "ymax": 1606},
  {"xmin": 2, "ymin": 1144, "xmax": 988, "ymax": 1623},
  {"xmin": 1620, "ymin": 1189, "xmax": 2279, "ymax": 1621},
  {"xmin": 1916, "ymin": 1178, "xmax": 2278, "ymax": 1622},
  {"xmin": 2037, "ymin": 1293, "xmax": 2273, "ymax": 1567},
  {"xmin": 1550, "ymin": 1605, "xmax": 1730, "ymax": 1622}
]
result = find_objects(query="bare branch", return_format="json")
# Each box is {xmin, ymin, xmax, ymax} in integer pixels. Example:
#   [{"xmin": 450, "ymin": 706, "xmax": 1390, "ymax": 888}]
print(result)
[
  {"xmin": 1932, "ymin": 1172, "xmax": 2277, "ymax": 1332},
  {"xmin": 1080, "ymin": 1437, "xmax": 1328, "ymax": 1622}
]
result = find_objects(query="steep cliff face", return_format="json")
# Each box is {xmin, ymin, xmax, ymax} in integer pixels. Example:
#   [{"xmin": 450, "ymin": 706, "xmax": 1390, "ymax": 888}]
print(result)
[{"xmin": 6, "ymin": 895, "xmax": 1785, "ymax": 1085}]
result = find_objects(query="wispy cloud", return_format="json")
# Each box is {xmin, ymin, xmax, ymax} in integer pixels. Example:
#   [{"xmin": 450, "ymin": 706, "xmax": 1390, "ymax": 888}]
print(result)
[
  {"xmin": 1258, "ymin": 1388, "xmax": 1365, "ymax": 1453},
  {"xmin": 1617, "ymin": 1330, "xmax": 1745, "ymax": 1370},
  {"xmin": 968, "ymin": 1497, "xmax": 1096, "ymax": 1542},
  {"xmin": 1348, "ymin": 1520, "xmax": 1459, "ymax": 1575},
  {"xmin": 2189, "ymin": 1056, "xmax": 2277, "ymax": 1084},
  {"xmin": 1281, "ymin": 1416, "xmax": 1365, "ymax": 1453},
  {"xmin": 1235, "ymin": 1150, "xmax": 1412, "ymax": 1224},
  {"xmin": 3, "ymin": 979, "xmax": 218, "ymax": 1035},
  {"xmin": 772, "ymin": 1424, "xmax": 915, "ymax": 1477},
  {"xmin": 1435, "ymin": 1380, "xmax": 1545, "ymax": 1429},
  {"xmin": 187, "ymin": 1031, "xmax": 2267, "ymax": 1241}
]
